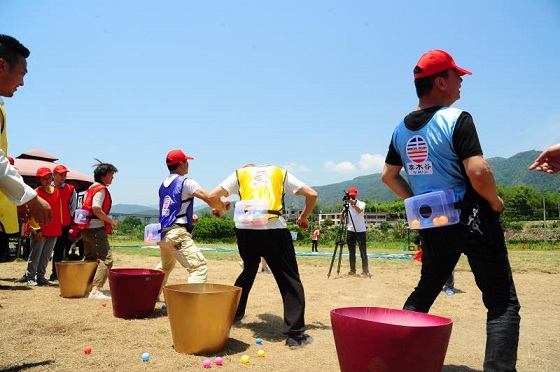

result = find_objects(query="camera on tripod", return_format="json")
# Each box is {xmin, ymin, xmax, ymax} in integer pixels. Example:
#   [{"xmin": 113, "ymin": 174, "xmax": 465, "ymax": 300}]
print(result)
[{"xmin": 342, "ymin": 190, "xmax": 356, "ymax": 203}]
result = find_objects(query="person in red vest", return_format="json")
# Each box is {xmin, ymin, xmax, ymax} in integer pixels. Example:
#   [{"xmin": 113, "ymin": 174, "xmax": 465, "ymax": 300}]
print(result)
[
  {"xmin": 80, "ymin": 160, "xmax": 118, "ymax": 300},
  {"xmin": 49, "ymin": 164, "xmax": 77, "ymax": 281},
  {"xmin": 19, "ymin": 167, "xmax": 62, "ymax": 286}
]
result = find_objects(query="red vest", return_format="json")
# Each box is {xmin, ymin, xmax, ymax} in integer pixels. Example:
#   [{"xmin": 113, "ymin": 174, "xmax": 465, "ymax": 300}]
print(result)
[
  {"xmin": 36, "ymin": 186, "xmax": 62, "ymax": 237},
  {"xmin": 57, "ymin": 183, "xmax": 75, "ymax": 226},
  {"xmin": 81, "ymin": 183, "xmax": 113, "ymax": 233}
]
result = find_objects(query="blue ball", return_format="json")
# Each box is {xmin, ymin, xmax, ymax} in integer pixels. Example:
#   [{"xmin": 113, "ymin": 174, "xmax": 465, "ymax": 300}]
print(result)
[
  {"xmin": 161, "ymin": 304, "xmax": 167, "ymax": 310},
  {"xmin": 255, "ymin": 337, "xmax": 262, "ymax": 345},
  {"xmin": 141, "ymin": 352, "xmax": 150, "ymax": 362}
]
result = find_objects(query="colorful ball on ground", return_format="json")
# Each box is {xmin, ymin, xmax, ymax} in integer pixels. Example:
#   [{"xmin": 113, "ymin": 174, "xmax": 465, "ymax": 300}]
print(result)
[
  {"xmin": 241, "ymin": 355, "xmax": 250, "ymax": 364},
  {"xmin": 257, "ymin": 349, "xmax": 265, "ymax": 357},
  {"xmin": 255, "ymin": 337, "xmax": 262, "ymax": 345},
  {"xmin": 101, "ymin": 301, "xmax": 107, "ymax": 307},
  {"xmin": 161, "ymin": 304, "xmax": 167, "ymax": 310},
  {"xmin": 203, "ymin": 359, "xmax": 212, "ymax": 368},
  {"xmin": 141, "ymin": 352, "xmax": 150, "ymax": 362},
  {"xmin": 83, "ymin": 346, "xmax": 92, "ymax": 355},
  {"xmin": 214, "ymin": 356, "xmax": 223, "ymax": 365}
]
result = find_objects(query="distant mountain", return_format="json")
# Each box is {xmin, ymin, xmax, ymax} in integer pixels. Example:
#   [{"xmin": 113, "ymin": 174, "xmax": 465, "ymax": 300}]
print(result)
[
  {"xmin": 285, "ymin": 150, "xmax": 560, "ymax": 209},
  {"xmin": 112, "ymin": 204, "xmax": 158, "ymax": 215},
  {"xmin": 115, "ymin": 151, "xmax": 559, "ymax": 213}
]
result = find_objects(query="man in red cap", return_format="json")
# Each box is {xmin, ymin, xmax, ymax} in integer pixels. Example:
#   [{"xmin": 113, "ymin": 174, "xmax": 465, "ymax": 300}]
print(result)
[
  {"xmin": 382, "ymin": 49, "xmax": 520, "ymax": 371},
  {"xmin": 49, "ymin": 164, "xmax": 77, "ymax": 281},
  {"xmin": 341, "ymin": 187, "xmax": 369, "ymax": 276},
  {"xmin": 0, "ymin": 34, "xmax": 53, "ymax": 259},
  {"xmin": 155, "ymin": 149, "xmax": 229, "ymax": 298}
]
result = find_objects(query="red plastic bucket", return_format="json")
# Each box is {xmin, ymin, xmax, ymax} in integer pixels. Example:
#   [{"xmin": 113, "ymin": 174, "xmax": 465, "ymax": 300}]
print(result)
[
  {"xmin": 331, "ymin": 307, "xmax": 453, "ymax": 372},
  {"xmin": 108, "ymin": 268, "xmax": 164, "ymax": 319}
]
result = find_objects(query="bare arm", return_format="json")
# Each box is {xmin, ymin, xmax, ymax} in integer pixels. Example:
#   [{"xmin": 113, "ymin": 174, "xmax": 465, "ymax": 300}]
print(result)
[
  {"xmin": 207, "ymin": 186, "xmax": 231, "ymax": 217},
  {"xmin": 193, "ymin": 187, "xmax": 231, "ymax": 217},
  {"xmin": 92, "ymin": 206, "xmax": 119, "ymax": 228},
  {"xmin": 295, "ymin": 185, "xmax": 317, "ymax": 230},
  {"xmin": 463, "ymin": 155, "xmax": 504, "ymax": 212},
  {"xmin": 381, "ymin": 164, "xmax": 413, "ymax": 199}
]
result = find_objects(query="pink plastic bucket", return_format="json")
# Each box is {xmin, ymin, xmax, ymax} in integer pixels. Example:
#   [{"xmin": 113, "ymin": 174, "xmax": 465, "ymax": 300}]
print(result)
[
  {"xmin": 108, "ymin": 268, "xmax": 164, "ymax": 319},
  {"xmin": 331, "ymin": 307, "xmax": 453, "ymax": 372}
]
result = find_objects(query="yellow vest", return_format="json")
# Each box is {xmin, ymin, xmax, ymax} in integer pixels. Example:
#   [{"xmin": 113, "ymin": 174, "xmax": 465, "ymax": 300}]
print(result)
[
  {"xmin": 0, "ymin": 104, "xmax": 19, "ymax": 234},
  {"xmin": 236, "ymin": 166, "xmax": 286, "ymax": 219}
]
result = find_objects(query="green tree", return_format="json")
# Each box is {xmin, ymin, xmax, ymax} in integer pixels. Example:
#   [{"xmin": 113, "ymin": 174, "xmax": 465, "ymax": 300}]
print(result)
[{"xmin": 117, "ymin": 216, "xmax": 143, "ymax": 234}]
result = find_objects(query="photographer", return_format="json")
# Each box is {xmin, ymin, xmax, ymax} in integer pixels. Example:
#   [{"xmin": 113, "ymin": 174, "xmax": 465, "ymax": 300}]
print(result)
[{"xmin": 341, "ymin": 187, "xmax": 369, "ymax": 276}]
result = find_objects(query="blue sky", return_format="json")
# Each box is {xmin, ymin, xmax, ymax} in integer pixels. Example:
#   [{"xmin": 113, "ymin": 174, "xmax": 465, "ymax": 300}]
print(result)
[{"xmin": 2, "ymin": 0, "xmax": 559, "ymax": 207}]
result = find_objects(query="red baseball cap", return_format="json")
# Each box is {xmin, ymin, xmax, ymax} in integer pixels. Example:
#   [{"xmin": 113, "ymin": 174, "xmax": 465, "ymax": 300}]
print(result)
[
  {"xmin": 348, "ymin": 187, "xmax": 358, "ymax": 196},
  {"xmin": 53, "ymin": 164, "xmax": 69, "ymax": 174},
  {"xmin": 36, "ymin": 167, "xmax": 52, "ymax": 178},
  {"xmin": 413, "ymin": 50, "xmax": 472, "ymax": 79},
  {"xmin": 166, "ymin": 149, "xmax": 194, "ymax": 166}
]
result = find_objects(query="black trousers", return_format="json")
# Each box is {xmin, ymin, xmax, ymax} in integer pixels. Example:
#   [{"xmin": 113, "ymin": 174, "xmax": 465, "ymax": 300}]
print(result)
[
  {"xmin": 51, "ymin": 225, "xmax": 71, "ymax": 277},
  {"xmin": 405, "ymin": 205, "xmax": 520, "ymax": 371},
  {"xmin": 346, "ymin": 230, "xmax": 368, "ymax": 273},
  {"xmin": 234, "ymin": 228, "xmax": 306, "ymax": 337}
]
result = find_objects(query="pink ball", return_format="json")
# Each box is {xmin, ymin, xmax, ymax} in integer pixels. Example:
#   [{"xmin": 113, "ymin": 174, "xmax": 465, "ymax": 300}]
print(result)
[
  {"xmin": 203, "ymin": 359, "xmax": 212, "ymax": 368},
  {"xmin": 215, "ymin": 356, "xmax": 223, "ymax": 365}
]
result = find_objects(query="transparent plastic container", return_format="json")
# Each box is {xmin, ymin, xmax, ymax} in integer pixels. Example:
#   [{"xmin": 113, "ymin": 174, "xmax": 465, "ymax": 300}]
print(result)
[
  {"xmin": 144, "ymin": 223, "xmax": 161, "ymax": 242},
  {"xmin": 404, "ymin": 190, "xmax": 460, "ymax": 229},
  {"xmin": 233, "ymin": 199, "xmax": 270, "ymax": 227},
  {"xmin": 74, "ymin": 208, "xmax": 88, "ymax": 224}
]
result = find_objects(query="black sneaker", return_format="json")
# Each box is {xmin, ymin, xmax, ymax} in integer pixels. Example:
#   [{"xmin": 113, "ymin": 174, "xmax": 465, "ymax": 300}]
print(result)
[
  {"xmin": 285, "ymin": 333, "xmax": 313, "ymax": 347},
  {"xmin": 15, "ymin": 274, "xmax": 27, "ymax": 283},
  {"xmin": 37, "ymin": 278, "xmax": 52, "ymax": 286},
  {"xmin": 49, "ymin": 274, "xmax": 57, "ymax": 281}
]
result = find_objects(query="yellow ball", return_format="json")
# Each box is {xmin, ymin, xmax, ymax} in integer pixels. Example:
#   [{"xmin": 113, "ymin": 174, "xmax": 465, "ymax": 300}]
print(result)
[
  {"xmin": 439, "ymin": 215, "xmax": 449, "ymax": 225},
  {"xmin": 411, "ymin": 219, "xmax": 421, "ymax": 229},
  {"xmin": 257, "ymin": 349, "xmax": 265, "ymax": 357},
  {"xmin": 241, "ymin": 355, "xmax": 250, "ymax": 364}
]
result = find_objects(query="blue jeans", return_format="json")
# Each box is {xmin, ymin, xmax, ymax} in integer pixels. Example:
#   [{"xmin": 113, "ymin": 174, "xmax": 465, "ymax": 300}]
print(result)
[{"xmin": 404, "ymin": 205, "xmax": 520, "ymax": 371}]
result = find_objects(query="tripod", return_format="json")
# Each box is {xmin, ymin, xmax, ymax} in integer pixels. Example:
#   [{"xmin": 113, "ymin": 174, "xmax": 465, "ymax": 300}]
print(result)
[{"xmin": 327, "ymin": 202, "xmax": 354, "ymax": 278}]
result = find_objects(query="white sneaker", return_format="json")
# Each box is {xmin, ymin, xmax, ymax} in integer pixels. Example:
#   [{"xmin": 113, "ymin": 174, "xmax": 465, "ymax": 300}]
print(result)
[{"xmin": 88, "ymin": 291, "xmax": 111, "ymax": 300}]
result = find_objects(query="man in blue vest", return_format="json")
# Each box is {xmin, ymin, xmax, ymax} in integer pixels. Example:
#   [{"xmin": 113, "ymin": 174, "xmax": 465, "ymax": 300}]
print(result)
[
  {"xmin": 156, "ymin": 149, "xmax": 229, "ymax": 296},
  {"xmin": 382, "ymin": 50, "xmax": 520, "ymax": 371}
]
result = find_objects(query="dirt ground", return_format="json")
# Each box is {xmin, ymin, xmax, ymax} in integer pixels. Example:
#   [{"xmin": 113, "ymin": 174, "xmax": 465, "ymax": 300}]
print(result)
[{"xmin": 0, "ymin": 249, "xmax": 558, "ymax": 372}]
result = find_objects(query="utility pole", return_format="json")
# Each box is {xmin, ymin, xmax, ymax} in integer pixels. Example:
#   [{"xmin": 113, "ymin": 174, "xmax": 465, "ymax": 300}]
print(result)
[{"xmin": 543, "ymin": 194, "xmax": 547, "ymax": 241}]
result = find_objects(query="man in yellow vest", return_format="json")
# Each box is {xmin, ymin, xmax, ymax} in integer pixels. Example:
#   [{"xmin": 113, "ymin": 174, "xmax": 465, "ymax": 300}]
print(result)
[
  {"xmin": 209, "ymin": 164, "xmax": 317, "ymax": 347},
  {"xmin": 0, "ymin": 34, "xmax": 53, "ymax": 254}
]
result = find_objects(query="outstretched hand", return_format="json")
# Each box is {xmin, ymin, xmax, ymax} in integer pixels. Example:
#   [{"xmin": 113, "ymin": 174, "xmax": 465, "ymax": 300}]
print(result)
[{"xmin": 529, "ymin": 143, "xmax": 560, "ymax": 174}]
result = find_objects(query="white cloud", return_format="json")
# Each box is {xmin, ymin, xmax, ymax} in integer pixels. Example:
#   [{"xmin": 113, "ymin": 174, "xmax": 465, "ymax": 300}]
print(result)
[
  {"xmin": 358, "ymin": 153, "xmax": 385, "ymax": 172},
  {"xmin": 324, "ymin": 160, "xmax": 357, "ymax": 173},
  {"xmin": 284, "ymin": 162, "xmax": 310, "ymax": 173}
]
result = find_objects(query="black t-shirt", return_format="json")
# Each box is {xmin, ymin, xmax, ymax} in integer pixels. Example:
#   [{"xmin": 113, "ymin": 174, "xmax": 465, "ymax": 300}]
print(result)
[{"xmin": 385, "ymin": 106, "xmax": 483, "ymax": 166}]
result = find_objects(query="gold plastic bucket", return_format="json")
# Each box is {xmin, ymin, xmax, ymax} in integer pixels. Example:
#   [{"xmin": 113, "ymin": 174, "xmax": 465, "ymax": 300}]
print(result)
[
  {"xmin": 56, "ymin": 261, "xmax": 98, "ymax": 298},
  {"xmin": 163, "ymin": 283, "xmax": 241, "ymax": 354}
]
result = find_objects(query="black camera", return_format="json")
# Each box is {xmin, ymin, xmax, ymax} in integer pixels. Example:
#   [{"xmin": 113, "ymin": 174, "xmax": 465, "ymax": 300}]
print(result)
[{"xmin": 342, "ymin": 190, "xmax": 356, "ymax": 202}]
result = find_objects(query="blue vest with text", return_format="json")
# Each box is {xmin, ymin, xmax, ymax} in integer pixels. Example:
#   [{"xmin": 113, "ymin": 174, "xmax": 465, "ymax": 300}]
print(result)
[
  {"xmin": 159, "ymin": 175, "xmax": 193, "ymax": 236},
  {"xmin": 391, "ymin": 107, "xmax": 467, "ymax": 200}
]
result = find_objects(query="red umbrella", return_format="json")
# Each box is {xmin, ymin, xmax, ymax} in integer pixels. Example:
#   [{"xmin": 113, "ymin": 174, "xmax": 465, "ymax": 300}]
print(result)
[{"xmin": 13, "ymin": 148, "xmax": 94, "ymax": 192}]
